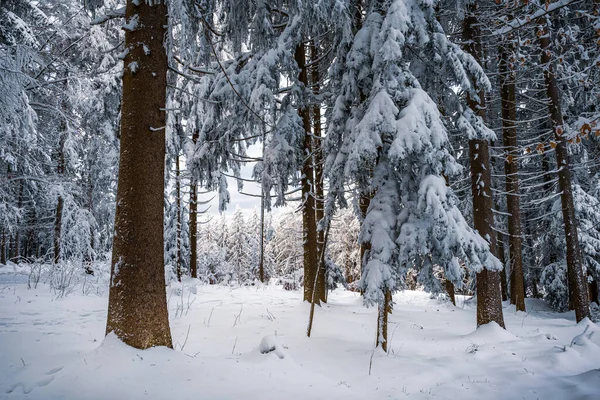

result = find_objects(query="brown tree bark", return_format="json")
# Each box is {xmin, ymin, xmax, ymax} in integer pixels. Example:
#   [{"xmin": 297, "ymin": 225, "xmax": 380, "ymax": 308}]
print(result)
[
  {"xmin": 53, "ymin": 140, "xmax": 64, "ymax": 264},
  {"xmin": 175, "ymin": 155, "xmax": 182, "ymax": 282},
  {"xmin": 497, "ymin": 232, "xmax": 509, "ymax": 302},
  {"xmin": 189, "ymin": 130, "xmax": 199, "ymax": 279},
  {"xmin": 539, "ymin": 26, "xmax": 590, "ymax": 322},
  {"xmin": 0, "ymin": 228, "xmax": 6, "ymax": 265},
  {"xmin": 376, "ymin": 290, "xmax": 392, "ymax": 351},
  {"xmin": 311, "ymin": 41, "xmax": 327, "ymax": 302},
  {"xmin": 463, "ymin": 2, "xmax": 506, "ymax": 328},
  {"xmin": 11, "ymin": 179, "xmax": 23, "ymax": 262},
  {"xmin": 588, "ymin": 270, "xmax": 599, "ymax": 305},
  {"xmin": 445, "ymin": 280, "xmax": 457, "ymax": 306},
  {"xmin": 296, "ymin": 43, "xmax": 325, "ymax": 304},
  {"xmin": 498, "ymin": 39, "xmax": 526, "ymax": 312},
  {"xmin": 106, "ymin": 0, "xmax": 172, "ymax": 349}
]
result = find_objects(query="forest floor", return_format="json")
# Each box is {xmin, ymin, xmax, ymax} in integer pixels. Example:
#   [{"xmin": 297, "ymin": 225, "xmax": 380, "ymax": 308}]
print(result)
[{"xmin": 0, "ymin": 269, "xmax": 599, "ymax": 399}]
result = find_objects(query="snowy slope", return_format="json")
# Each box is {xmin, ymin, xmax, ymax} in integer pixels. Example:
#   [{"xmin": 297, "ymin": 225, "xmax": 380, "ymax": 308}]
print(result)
[{"xmin": 0, "ymin": 276, "xmax": 599, "ymax": 400}]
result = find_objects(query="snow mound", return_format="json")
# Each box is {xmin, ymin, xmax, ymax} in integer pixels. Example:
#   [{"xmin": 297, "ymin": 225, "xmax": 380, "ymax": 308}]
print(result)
[
  {"xmin": 464, "ymin": 322, "xmax": 519, "ymax": 343},
  {"xmin": 258, "ymin": 335, "xmax": 287, "ymax": 359}
]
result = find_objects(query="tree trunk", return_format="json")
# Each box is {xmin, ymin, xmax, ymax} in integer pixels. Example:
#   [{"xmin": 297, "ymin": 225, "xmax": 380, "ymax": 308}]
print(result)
[
  {"xmin": 295, "ymin": 43, "xmax": 324, "ymax": 304},
  {"xmin": 0, "ymin": 228, "xmax": 6, "ymax": 265},
  {"xmin": 311, "ymin": 40, "xmax": 327, "ymax": 302},
  {"xmin": 258, "ymin": 191, "xmax": 265, "ymax": 282},
  {"xmin": 359, "ymin": 191, "xmax": 373, "ymax": 284},
  {"xmin": 106, "ymin": 0, "xmax": 172, "ymax": 349},
  {"xmin": 445, "ymin": 280, "xmax": 456, "ymax": 306},
  {"xmin": 442, "ymin": 176, "xmax": 456, "ymax": 305},
  {"xmin": 497, "ymin": 232, "xmax": 509, "ymax": 302},
  {"xmin": 189, "ymin": 131, "xmax": 199, "ymax": 279},
  {"xmin": 376, "ymin": 290, "xmax": 392, "ymax": 352},
  {"xmin": 463, "ymin": 2, "xmax": 506, "ymax": 328},
  {"xmin": 53, "ymin": 145, "xmax": 64, "ymax": 264},
  {"xmin": 175, "ymin": 154, "xmax": 182, "ymax": 282},
  {"xmin": 588, "ymin": 270, "xmax": 599, "ymax": 305},
  {"xmin": 11, "ymin": 179, "xmax": 24, "ymax": 262},
  {"xmin": 498, "ymin": 39, "xmax": 526, "ymax": 312},
  {"xmin": 539, "ymin": 26, "xmax": 590, "ymax": 322}
]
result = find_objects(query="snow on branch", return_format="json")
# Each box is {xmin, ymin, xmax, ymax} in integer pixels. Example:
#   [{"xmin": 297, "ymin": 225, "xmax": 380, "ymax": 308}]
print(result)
[{"xmin": 90, "ymin": 7, "xmax": 126, "ymax": 26}]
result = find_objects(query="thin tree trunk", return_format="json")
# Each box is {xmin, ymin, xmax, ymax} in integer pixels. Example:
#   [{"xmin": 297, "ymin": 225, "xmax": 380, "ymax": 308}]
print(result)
[
  {"xmin": 106, "ymin": 0, "xmax": 172, "ymax": 349},
  {"xmin": 296, "ymin": 43, "xmax": 323, "ymax": 304},
  {"xmin": 0, "ymin": 228, "xmax": 5, "ymax": 265},
  {"xmin": 12, "ymin": 179, "xmax": 23, "ymax": 262},
  {"xmin": 311, "ymin": 40, "xmax": 327, "ymax": 302},
  {"xmin": 307, "ymin": 223, "xmax": 331, "ymax": 337},
  {"xmin": 175, "ymin": 155, "xmax": 182, "ymax": 282},
  {"xmin": 587, "ymin": 270, "xmax": 599, "ymax": 305},
  {"xmin": 442, "ymin": 175, "xmax": 456, "ymax": 305},
  {"xmin": 376, "ymin": 290, "xmax": 392, "ymax": 352},
  {"xmin": 53, "ymin": 144, "xmax": 64, "ymax": 264},
  {"xmin": 445, "ymin": 280, "xmax": 456, "ymax": 306},
  {"xmin": 258, "ymin": 192, "xmax": 265, "ymax": 282},
  {"xmin": 189, "ymin": 131, "xmax": 199, "ymax": 279},
  {"xmin": 497, "ymin": 232, "xmax": 509, "ymax": 302},
  {"xmin": 359, "ymin": 191, "xmax": 373, "ymax": 283},
  {"xmin": 539, "ymin": 26, "xmax": 590, "ymax": 322},
  {"xmin": 499, "ymin": 39, "xmax": 526, "ymax": 312},
  {"xmin": 463, "ymin": 2, "xmax": 506, "ymax": 328}
]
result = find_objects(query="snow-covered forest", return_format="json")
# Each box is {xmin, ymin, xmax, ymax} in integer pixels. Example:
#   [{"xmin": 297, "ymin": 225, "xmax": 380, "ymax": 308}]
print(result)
[{"xmin": 1, "ymin": 0, "xmax": 600, "ymax": 398}]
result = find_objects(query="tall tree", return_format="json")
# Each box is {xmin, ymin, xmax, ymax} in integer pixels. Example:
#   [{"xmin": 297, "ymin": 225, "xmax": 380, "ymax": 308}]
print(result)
[
  {"xmin": 538, "ymin": 23, "xmax": 590, "ymax": 322},
  {"xmin": 106, "ymin": 0, "xmax": 172, "ymax": 349},
  {"xmin": 462, "ymin": 1, "xmax": 506, "ymax": 328},
  {"xmin": 189, "ymin": 130, "xmax": 199, "ymax": 279},
  {"xmin": 296, "ymin": 43, "xmax": 325, "ymax": 304},
  {"xmin": 498, "ymin": 26, "xmax": 526, "ymax": 312}
]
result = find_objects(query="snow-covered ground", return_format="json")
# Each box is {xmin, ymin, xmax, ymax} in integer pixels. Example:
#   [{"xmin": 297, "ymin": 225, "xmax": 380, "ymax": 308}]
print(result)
[{"xmin": 0, "ymin": 271, "xmax": 599, "ymax": 400}]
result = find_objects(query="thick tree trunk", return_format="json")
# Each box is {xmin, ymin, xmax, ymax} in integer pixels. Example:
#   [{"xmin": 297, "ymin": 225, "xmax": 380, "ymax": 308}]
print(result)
[
  {"xmin": 539, "ymin": 28, "xmax": 590, "ymax": 322},
  {"xmin": 106, "ymin": 0, "xmax": 172, "ymax": 349},
  {"xmin": 463, "ymin": 2, "xmax": 506, "ymax": 328},
  {"xmin": 189, "ymin": 131, "xmax": 199, "ymax": 279},
  {"xmin": 498, "ymin": 40, "xmax": 526, "ymax": 312},
  {"xmin": 296, "ymin": 43, "xmax": 324, "ymax": 304}
]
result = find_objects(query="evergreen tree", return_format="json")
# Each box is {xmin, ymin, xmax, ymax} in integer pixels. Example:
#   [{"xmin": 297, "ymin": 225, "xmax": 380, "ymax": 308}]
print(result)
[{"xmin": 105, "ymin": 0, "xmax": 172, "ymax": 349}]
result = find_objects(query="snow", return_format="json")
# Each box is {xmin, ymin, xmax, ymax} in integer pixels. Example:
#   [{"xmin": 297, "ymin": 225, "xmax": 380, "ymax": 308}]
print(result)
[{"xmin": 1, "ymin": 273, "xmax": 599, "ymax": 400}]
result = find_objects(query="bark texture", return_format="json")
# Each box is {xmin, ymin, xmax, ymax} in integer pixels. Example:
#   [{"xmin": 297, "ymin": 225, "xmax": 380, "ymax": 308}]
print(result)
[
  {"xmin": 189, "ymin": 133, "xmax": 198, "ymax": 279},
  {"xmin": 311, "ymin": 41, "xmax": 327, "ymax": 302},
  {"xmin": 175, "ymin": 155, "xmax": 182, "ymax": 282},
  {"xmin": 376, "ymin": 290, "xmax": 392, "ymax": 352},
  {"xmin": 106, "ymin": 0, "xmax": 172, "ymax": 349},
  {"xmin": 0, "ymin": 229, "xmax": 6, "ymax": 265},
  {"xmin": 498, "ymin": 40, "xmax": 526, "ymax": 312},
  {"xmin": 497, "ymin": 233, "xmax": 509, "ymax": 302},
  {"xmin": 463, "ymin": 2, "xmax": 506, "ymax": 328},
  {"xmin": 539, "ymin": 27, "xmax": 590, "ymax": 322},
  {"xmin": 296, "ymin": 43, "xmax": 325, "ymax": 304},
  {"xmin": 53, "ymin": 138, "xmax": 64, "ymax": 264}
]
